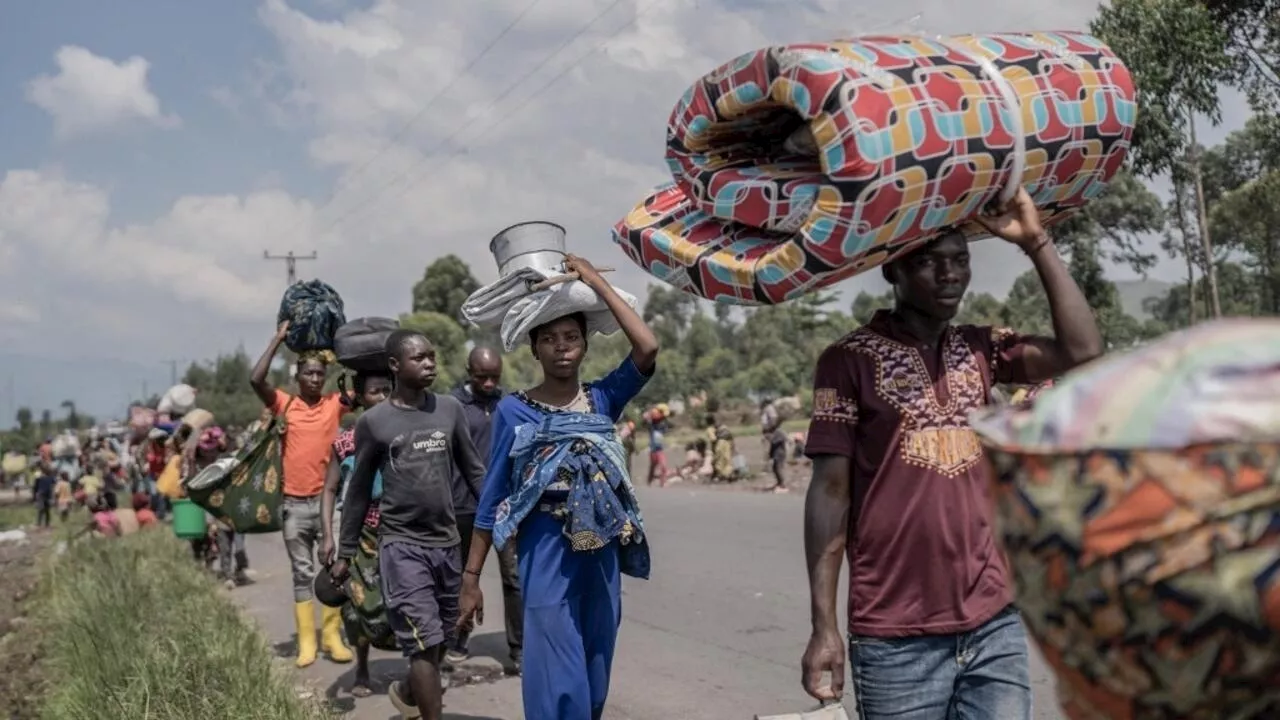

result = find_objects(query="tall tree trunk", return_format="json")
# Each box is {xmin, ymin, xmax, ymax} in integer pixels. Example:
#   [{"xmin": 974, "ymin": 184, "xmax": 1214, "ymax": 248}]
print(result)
[
  {"xmin": 1171, "ymin": 176, "xmax": 1198, "ymax": 325},
  {"xmin": 1188, "ymin": 116, "xmax": 1223, "ymax": 318},
  {"xmin": 1268, "ymin": 232, "xmax": 1280, "ymax": 315}
]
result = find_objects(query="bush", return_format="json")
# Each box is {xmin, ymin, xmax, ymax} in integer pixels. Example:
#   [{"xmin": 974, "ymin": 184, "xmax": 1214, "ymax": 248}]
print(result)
[{"xmin": 35, "ymin": 533, "xmax": 331, "ymax": 720}]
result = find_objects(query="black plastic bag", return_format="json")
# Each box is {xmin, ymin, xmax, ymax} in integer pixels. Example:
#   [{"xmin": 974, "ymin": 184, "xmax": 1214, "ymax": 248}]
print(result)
[
  {"xmin": 334, "ymin": 317, "xmax": 399, "ymax": 373},
  {"xmin": 277, "ymin": 280, "xmax": 347, "ymax": 352}
]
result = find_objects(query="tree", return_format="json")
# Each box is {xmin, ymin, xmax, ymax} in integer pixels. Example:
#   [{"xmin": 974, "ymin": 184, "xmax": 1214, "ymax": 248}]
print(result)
[
  {"xmin": 1147, "ymin": 261, "xmax": 1263, "ymax": 324},
  {"xmin": 15, "ymin": 407, "xmax": 31, "ymax": 432},
  {"xmin": 1163, "ymin": 168, "xmax": 1203, "ymax": 325},
  {"xmin": 1091, "ymin": 0, "xmax": 1235, "ymax": 177},
  {"xmin": 851, "ymin": 289, "xmax": 894, "ymax": 325},
  {"xmin": 1211, "ymin": 172, "xmax": 1280, "ymax": 312},
  {"xmin": 1200, "ymin": 0, "xmax": 1280, "ymax": 108},
  {"xmin": 1092, "ymin": 0, "xmax": 1236, "ymax": 315},
  {"xmin": 1200, "ymin": 117, "xmax": 1280, "ymax": 313},
  {"xmin": 642, "ymin": 284, "xmax": 696, "ymax": 348},
  {"xmin": 956, "ymin": 292, "xmax": 1005, "ymax": 326},
  {"xmin": 1001, "ymin": 271, "xmax": 1053, "ymax": 336},
  {"xmin": 411, "ymin": 255, "xmax": 480, "ymax": 322},
  {"xmin": 60, "ymin": 400, "xmax": 80, "ymax": 431},
  {"xmin": 1067, "ymin": 240, "xmax": 1155, "ymax": 347},
  {"xmin": 180, "ymin": 349, "xmax": 285, "ymax": 428},
  {"xmin": 1051, "ymin": 169, "xmax": 1165, "ymax": 273}
]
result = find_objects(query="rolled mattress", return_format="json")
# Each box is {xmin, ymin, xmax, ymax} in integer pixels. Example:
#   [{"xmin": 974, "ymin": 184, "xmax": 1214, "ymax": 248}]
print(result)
[{"xmin": 612, "ymin": 31, "xmax": 1136, "ymax": 304}]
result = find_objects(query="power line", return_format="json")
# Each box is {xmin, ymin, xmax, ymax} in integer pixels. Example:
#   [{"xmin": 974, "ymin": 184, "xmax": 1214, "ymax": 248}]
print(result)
[
  {"xmin": 263, "ymin": 249, "xmax": 318, "ymax": 286},
  {"xmin": 312, "ymin": 0, "xmax": 661, "ymax": 238},
  {"xmin": 306, "ymin": 0, "xmax": 551, "ymax": 224},
  {"xmin": 309, "ymin": 0, "xmax": 639, "ymax": 238}
]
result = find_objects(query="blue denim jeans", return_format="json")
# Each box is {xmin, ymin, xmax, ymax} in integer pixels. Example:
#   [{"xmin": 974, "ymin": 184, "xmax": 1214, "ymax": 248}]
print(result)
[{"xmin": 849, "ymin": 605, "xmax": 1031, "ymax": 720}]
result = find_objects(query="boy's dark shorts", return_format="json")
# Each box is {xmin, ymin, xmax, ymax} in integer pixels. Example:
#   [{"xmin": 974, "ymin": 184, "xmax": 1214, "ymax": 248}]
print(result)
[{"xmin": 378, "ymin": 540, "xmax": 461, "ymax": 656}]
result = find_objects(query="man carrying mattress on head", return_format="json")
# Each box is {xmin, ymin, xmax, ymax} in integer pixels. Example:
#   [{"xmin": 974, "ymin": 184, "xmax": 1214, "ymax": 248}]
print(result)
[{"xmin": 799, "ymin": 188, "xmax": 1104, "ymax": 719}]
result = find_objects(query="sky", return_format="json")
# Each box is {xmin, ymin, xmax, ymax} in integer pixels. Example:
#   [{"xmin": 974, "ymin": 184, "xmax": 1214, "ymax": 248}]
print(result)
[{"xmin": 0, "ymin": 0, "xmax": 1255, "ymax": 422}]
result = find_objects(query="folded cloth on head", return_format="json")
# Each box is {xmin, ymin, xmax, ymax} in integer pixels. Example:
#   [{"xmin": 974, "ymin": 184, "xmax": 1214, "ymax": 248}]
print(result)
[
  {"xmin": 463, "ymin": 268, "xmax": 638, "ymax": 352},
  {"xmin": 461, "ymin": 267, "xmax": 547, "ymax": 327},
  {"xmin": 498, "ymin": 279, "xmax": 636, "ymax": 352}
]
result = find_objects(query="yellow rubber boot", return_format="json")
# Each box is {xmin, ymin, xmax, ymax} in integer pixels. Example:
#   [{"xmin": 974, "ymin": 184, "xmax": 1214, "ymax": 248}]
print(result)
[
  {"xmin": 320, "ymin": 605, "xmax": 353, "ymax": 663},
  {"xmin": 294, "ymin": 600, "xmax": 318, "ymax": 668}
]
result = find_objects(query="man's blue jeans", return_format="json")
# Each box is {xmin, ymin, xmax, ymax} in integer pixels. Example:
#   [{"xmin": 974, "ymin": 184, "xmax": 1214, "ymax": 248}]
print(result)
[{"xmin": 849, "ymin": 605, "xmax": 1031, "ymax": 720}]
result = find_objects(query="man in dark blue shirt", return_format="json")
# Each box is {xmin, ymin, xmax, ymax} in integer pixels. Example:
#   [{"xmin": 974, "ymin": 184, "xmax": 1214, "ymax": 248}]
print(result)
[
  {"xmin": 446, "ymin": 346, "xmax": 524, "ymax": 672},
  {"xmin": 32, "ymin": 467, "xmax": 55, "ymax": 527}
]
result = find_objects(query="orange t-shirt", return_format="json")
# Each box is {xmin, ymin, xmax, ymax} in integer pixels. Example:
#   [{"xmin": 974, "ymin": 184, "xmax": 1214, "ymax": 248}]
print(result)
[{"xmin": 273, "ymin": 389, "xmax": 347, "ymax": 498}]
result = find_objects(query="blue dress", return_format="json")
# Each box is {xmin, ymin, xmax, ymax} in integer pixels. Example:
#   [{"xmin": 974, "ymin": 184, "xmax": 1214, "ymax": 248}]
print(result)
[{"xmin": 474, "ymin": 356, "xmax": 651, "ymax": 720}]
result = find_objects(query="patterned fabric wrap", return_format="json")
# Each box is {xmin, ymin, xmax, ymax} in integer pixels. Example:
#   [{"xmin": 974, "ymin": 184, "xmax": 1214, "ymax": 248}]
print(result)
[
  {"xmin": 277, "ymin": 279, "xmax": 347, "ymax": 352},
  {"xmin": 971, "ymin": 319, "xmax": 1280, "ymax": 718},
  {"xmin": 971, "ymin": 319, "xmax": 1280, "ymax": 451},
  {"xmin": 183, "ymin": 399, "xmax": 292, "ymax": 534},
  {"xmin": 340, "ymin": 507, "xmax": 396, "ymax": 651},
  {"xmin": 982, "ymin": 444, "xmax": 1280, "ymax": 720},
  {"xmin": 612, "ymin": 31, "xmax": 1135, "ymax": 304},
  {"xmin": 492, "ymin": 412, "xmax": 649, "ymax": 579}
]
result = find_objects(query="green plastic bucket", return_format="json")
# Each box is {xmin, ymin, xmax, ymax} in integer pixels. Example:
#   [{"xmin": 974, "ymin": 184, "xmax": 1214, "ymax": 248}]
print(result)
[{"xmin": 171, "ymin": 499, "xmax": 207, "ymax": 539}]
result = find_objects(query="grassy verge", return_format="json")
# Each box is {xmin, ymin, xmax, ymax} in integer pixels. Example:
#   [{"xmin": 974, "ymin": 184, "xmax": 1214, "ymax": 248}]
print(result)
[
  {"xmin": 34, "ymin": 531, "xmax": 332, "ymax": 720},
  {"xmin": 0, "ymin": 501, "xmax": 36, "ymax": 530}
]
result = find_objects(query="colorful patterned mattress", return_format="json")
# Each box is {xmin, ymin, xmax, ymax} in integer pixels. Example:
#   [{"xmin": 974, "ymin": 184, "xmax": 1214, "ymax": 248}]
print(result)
[
  {"xmin": 971, "ymin": 319, "xmax": 1280, "ymax": 720},
  {"xmin": 612, "ymin": 32, "xmax": 1136, "ymax": 304}
]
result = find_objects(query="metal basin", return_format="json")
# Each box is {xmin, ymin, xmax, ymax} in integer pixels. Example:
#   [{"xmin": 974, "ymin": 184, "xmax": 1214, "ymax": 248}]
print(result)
[{"xmin": 490, "ymin": 221, "xmax": 567, "ymax": 277}]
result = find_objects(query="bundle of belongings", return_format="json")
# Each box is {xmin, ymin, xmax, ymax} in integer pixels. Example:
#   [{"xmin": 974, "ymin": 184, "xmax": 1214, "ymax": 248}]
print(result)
[
  {"xmin": 969, "ymin": 318, "xmax": 1280, "ymax": 720},
  {"xmin": 462, "ymin": 221, "xmax": 637, "ymax": 350},
  {"xmin": 612, "ymin": 31, "xmax": 1136, "ymax": 304},
  {"xmin": 157, "ymin": 383, "xmax": 197, "ymax": 419},
  {"xmin": 278, "ymin": 279, "xmax": 347, "ymax": 353},
  {"xmin": 334, "ymin": 317, "xmax": 399, "ymax": 374}
]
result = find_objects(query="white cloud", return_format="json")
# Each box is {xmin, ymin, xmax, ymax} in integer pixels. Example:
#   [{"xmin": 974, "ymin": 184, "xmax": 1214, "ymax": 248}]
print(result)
[
  {"xmin": 3, "ymin": 0, "xmax": 1226, "ymax": 383},
  {"xmin": 0, "ymin": 168, "xmax": 334, "ymax": 363},
  {"xmin": 26, "ymin": 45, "xmax": 179, "ymax": 139},
  {"xmin": 250, "ymin": 0, "xmax": 1112, "ymax": 299}
]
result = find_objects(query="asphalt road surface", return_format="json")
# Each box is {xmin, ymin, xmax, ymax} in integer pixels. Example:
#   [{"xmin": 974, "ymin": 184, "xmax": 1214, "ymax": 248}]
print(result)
[{"xmin": 234, "ymin": 483, "xmax": 1065, "ymax": 719}]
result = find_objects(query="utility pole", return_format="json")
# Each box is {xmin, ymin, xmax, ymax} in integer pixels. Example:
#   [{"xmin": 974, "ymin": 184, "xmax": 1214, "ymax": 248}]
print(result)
[
  {"xmin": 263, "ymin": 250, "xmax": 318, "ymax": 286},
  {"xmin": 160, "ymin": 360, "xmax": 179, "ymax": 387}
]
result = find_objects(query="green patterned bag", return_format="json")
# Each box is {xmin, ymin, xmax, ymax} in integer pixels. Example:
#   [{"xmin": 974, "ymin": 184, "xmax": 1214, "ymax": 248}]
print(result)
[
  {"xmin": 341, "ymin": 512, "xmax": 396, "ymax": 651},
  {"xmin": 184, "ymin": 398, "xmax": 293, "ymax": 533}
]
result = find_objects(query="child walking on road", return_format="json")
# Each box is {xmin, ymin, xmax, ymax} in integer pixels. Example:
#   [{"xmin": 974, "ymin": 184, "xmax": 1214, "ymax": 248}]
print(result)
[{"xmin": 334, "ymin": 330, "xmax": 485, "ymax": 720}]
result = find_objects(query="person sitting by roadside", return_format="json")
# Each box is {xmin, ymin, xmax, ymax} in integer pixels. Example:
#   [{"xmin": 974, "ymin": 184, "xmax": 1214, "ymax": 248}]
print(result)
[
  {"xmin": 132, "ymin": 492, "xmax": 158, "ymax": 529},
  {"xmin": 75, "ymin": 494, "xmax": 120, "ymax": 540},
  {"xmin": 678, "ymin": 440, "xmax": 713, "ymax": 483},
  {"xmin": 111, "ymin": 491, "xmax": 142, "ymax": 536}
]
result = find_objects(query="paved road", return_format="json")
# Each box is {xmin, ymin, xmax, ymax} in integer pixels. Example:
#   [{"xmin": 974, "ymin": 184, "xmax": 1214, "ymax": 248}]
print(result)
[{"xmin": 234, "ymin": 485, "xmax": 1065, "ymax": 719}]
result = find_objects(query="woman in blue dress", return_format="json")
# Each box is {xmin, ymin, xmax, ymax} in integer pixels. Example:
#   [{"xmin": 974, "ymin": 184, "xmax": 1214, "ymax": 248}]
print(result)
[{"xmin": 458, "ymin": 254, "xmax": 659, "ymax": 720}]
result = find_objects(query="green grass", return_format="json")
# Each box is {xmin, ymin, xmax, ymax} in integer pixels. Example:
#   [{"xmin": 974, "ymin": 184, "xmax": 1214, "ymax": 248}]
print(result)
[
  {"xmin": 0, "ymin": 501, "xmax": 36, "ymax": 530},
  {"xmin": 33, "ymin": 532, "xmax": 332, "ymax": 720}
]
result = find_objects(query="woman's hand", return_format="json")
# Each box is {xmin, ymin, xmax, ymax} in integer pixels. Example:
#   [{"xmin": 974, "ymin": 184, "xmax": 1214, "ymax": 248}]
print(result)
[
  {"xmin": 565, "ymin": 254, "xmax": 606, "ymax": 290},
  {"xmin": 275, "ymin": 320, "xmax": 290, "ymax": 342}
]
